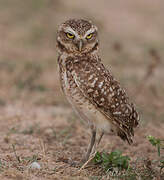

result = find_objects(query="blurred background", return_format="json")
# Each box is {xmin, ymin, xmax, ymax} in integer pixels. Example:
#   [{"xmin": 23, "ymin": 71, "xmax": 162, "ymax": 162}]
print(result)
[
  {"xmin": 0, "ymin": 0, "xmax": 164, "ymax": 178},
  {"xmin": 0, "ymin": 0, "xmax": 164, "ymax": 109},
  {"xmin": 0, "ymin": 0, "xmax": 164, "ymax": 110}
]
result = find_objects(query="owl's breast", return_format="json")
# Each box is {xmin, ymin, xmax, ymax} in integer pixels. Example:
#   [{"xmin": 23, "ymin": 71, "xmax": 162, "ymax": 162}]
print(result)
[{"xmin": 60, "ymin": 68, "xmax": 111, "ymax": 132}]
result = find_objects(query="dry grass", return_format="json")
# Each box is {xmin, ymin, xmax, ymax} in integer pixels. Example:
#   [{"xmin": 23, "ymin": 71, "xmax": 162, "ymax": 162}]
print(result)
[{"xmin": 0, "ymin": 0, "xmax": 164, "ymax": 179}]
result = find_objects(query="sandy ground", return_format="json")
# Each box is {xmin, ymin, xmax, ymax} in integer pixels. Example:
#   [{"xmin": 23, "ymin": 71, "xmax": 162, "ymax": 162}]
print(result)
[{"xmin": 0, "ymin": 0, "xmax": 164, "ymax": 179}]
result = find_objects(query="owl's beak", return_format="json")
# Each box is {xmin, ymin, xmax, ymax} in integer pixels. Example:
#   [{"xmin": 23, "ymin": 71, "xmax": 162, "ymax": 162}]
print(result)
[{"xmin": 77, "ymin": 39, "xmax": 83, "ymax": 51}]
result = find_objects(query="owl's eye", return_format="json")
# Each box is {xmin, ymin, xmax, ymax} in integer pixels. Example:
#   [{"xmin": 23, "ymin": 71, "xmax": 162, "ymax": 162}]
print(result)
[
  {"xmin": 86, "ymin": 33, "xmax": 93, "ymax": 40},
  {"xmin": 66, "ymin": 32, "xmax": 74, "ymax": 39}
]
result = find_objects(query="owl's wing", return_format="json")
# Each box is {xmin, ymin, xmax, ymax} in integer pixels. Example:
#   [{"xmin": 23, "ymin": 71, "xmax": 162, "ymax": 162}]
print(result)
[{"xmin": 70, "ymin": 57, "xmax": 139, "ymax": 144}]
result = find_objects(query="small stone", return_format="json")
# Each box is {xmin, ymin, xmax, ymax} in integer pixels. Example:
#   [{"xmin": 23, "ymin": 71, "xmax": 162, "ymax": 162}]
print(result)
[{"xmin": 29, "ymin": 162, "xmax": 41, "ymax": 169}]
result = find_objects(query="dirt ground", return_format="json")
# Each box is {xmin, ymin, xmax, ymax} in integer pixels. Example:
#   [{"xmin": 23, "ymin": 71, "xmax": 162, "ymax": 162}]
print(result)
[{"xmin": 0, "ymin": 0, "xmax": 164, "ymax": 179}]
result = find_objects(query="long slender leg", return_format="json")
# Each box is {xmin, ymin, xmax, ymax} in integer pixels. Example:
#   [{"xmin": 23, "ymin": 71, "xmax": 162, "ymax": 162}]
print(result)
[
  {"xmin": 97, "ymin": 131, "xmax": 104, "ymax": 146},
  {"xmin": 79, "ymin": 131, "xmax": 105, "ymax": 170},
  {"xmin": 81, "ymin": 128, "xmax": 96, "ymax": 163},
  {"xmin": 91, "ymin": 131, "xmax": 104, "ymax": 154}
]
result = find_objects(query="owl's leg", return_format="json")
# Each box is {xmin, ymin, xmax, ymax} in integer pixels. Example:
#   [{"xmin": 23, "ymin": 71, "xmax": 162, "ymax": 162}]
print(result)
[
  {"xmin": 68, "ymin": 127, "xmax": 96, "ymax": 168},
  {"xmin": 97, "ymin": 131, "xmax": 104, "ymax": 146},
  {"xmin": 79, "ymin": 131, "xmax": 104, "ymax": 170},
  {"xmin": 81, "ymin": 127, "xmax": 96, "ymax": 163},
  {"xmin": 91, "ymin": 131, "xmax": 104, "ymax": 154}
]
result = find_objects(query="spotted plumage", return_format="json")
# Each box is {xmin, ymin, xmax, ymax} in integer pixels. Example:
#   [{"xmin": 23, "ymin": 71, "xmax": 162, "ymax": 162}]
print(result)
[{"xmin": 57, "ymin": 19, "xmax": 139, "ymax": 163}]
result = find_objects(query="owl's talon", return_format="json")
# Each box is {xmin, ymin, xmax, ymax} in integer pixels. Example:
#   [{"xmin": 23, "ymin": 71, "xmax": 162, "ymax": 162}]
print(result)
[{"xmin": 69, "ymin": 160, "xmax": 82, "ymax": 167}]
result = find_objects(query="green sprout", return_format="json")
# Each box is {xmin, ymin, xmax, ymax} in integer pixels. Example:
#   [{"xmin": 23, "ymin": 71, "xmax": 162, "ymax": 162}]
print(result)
[
  {"xmin": 147, "ymin": 135, "xmax": 164, "ymax": 172},
  {"xmin": 93, "ymin": 150, "xmax": 130, "ymax": 173},
  {"xmin": 147, "ymin": 135, "xmax": 161, "ymax": 157}
]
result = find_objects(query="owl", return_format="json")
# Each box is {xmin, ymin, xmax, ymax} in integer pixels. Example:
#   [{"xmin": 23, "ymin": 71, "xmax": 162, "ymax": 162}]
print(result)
[{"xmin": 56, "ymin": 19, "xmax": 139, "ymax": 164}]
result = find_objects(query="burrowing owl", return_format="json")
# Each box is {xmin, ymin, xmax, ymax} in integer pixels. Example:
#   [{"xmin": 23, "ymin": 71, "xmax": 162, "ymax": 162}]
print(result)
[{"xmin": 56, "ymin": 19, "xmax": 139, "ymax": 163}]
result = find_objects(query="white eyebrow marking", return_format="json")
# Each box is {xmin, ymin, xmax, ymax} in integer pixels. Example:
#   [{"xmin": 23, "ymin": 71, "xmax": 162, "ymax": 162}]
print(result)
[
  {"xmin": 65, "ymin": 27, "xmax": 79, "ymax": 38},
  {"xmin": 84, "ymin": 26, "xmax": 97, "ymax": 38}
]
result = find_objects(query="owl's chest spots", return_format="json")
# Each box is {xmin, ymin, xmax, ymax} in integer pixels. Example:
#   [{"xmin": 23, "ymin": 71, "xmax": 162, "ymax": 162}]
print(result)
[
  {"xmin": 60, "ymin": 69, "xmax": 111, "ymax": 132},
  {"xmin": 61, "ymin": 69, "xmax": 85, "ymax": 105}
]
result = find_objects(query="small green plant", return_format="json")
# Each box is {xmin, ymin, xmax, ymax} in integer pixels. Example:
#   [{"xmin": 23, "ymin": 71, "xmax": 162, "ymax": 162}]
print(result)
[
  {"xmin": 147, "ymin": 135, "xmax": 161, "ymax": 156},
  {"xmin": 93, "ymin": 150, "xmax": 130, "ymax": 173},
  {"xmin": 147, "ymin": 135, "xmax": 164, "ymax": 172}
]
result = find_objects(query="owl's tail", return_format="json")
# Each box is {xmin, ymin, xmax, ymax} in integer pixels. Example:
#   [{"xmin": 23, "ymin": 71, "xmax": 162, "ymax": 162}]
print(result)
[{"xmin": 117, "ymin": 128, "xmax": 134, "ymax": 145}]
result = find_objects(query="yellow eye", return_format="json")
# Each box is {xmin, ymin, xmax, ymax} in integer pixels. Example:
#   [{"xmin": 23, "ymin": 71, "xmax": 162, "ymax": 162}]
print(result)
[
  {"xmin": 86, "ymin": 33, "xmax": 93, "ymax": 39},
  {"xmin": 66, "ymin": 32, "xmax": 74, "ymax": 39}
]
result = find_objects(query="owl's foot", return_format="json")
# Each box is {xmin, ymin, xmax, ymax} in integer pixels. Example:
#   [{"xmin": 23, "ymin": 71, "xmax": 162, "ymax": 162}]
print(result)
[
  {"xmin": 79, "ymin": 151, "xmax": 97, "ymax": 171},
  {"xmin": 68, "ymin": 151, "xmax": 96, "ymax": 169},
  {"xmin": 66, "ymin": 159, "xmax": 83, "ymax": 168}
]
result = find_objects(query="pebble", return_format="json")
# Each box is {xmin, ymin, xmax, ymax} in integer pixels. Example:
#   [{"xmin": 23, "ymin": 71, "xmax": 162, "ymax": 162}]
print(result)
[{"xmin": 29, "ymin": 162, "xmax": 41, "ymax": 169}]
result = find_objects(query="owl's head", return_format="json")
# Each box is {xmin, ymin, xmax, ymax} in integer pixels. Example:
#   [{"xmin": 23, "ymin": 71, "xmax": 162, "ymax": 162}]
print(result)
[{"xmin": 57, "ymin": 19, "xmax": 99, "ymax": 55}]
